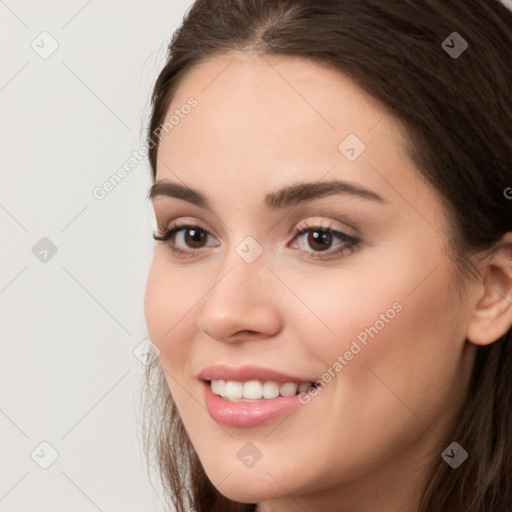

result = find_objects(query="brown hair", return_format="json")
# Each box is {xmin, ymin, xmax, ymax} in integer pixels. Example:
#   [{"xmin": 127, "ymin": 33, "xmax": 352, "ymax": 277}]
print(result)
[{"xmin": 141, "ymin": 1, "xmax": 512, "ymax": 511}]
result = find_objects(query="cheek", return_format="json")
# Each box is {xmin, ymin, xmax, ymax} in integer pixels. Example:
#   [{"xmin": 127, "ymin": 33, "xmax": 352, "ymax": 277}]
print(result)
[
  {"xmin": 144, "ymin": 256, "xmax": 191, "ymax": 355},
  {"xmin": 283, "ymin": 244, "xmax": 462, "ymax": 420},
  {"xmin": 144, "ymin": 261, "xmax": 198, "ymax": 410},
  {"xmin": 293, "ymin": 237, "xmax": 457, "ymax": 360},
  {"xmin": 144, "ymin": 261, "xmax": 168, "ymax": 349},
  {"xmin": 144, "ymin": 254, "xmax": 218, "ymax": 392}
]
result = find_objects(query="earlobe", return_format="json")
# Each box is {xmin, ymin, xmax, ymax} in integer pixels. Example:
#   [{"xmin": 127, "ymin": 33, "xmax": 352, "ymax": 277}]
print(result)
[{"xmin": 466, "ymin": 233, "xmax": 512, "ymax": 346}]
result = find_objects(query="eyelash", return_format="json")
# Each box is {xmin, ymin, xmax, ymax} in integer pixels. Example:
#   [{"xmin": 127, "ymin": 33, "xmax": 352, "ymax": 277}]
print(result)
[{"xmin": 152, "ymin": 220, "xmax": 361, "ymax": 261}]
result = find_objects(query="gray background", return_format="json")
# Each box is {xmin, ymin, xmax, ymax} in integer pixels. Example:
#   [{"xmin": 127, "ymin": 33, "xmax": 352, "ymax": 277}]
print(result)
[
  {"xmin": 1, "ymin": 1, "xmax": 511, "ymax": 511},
  {"xmin": 1, "ymin": 1, "xmax": 194, "ymax": 511}
]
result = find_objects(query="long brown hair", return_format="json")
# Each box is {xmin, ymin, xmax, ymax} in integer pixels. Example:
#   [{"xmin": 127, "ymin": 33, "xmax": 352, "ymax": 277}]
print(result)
[{"xmin": 141, "ymin": 1, "xmax": 512, "ymax": 511}]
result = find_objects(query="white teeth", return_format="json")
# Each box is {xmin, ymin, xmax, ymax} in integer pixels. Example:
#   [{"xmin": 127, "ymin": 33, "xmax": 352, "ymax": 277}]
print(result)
[
  {"xmin": 211, "ymin": 380, "xmax": 221, "ymax": 395},
  {"xmin": 279, "ymin": 382, "xmax": 298, "ymax": 396},
  {"xmin": 225, "ymin": 381, "xmax": 243, "ymax": 399},
  {"xmin": 262, "ymin": 381, "xmax": 280, "ymax": 399},
  {"xmin": 298, "ymin": 382, "xmax": 311, "ymax": 393},
  {"xmin": 210, "ymin": 379, "xmax": 314, "ymax": 401},
  {"xmin": 243, "ymin": 380, "xmax": 263, "ymax": 399}
]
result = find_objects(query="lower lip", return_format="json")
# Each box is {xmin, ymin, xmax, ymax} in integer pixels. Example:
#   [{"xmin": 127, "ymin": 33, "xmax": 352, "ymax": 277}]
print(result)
[{"xmin": 202, "ymin": 381, "xmax": 305, "ymax": 427}]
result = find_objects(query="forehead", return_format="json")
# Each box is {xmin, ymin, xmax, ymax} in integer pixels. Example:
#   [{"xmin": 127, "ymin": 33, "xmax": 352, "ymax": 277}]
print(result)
[{"xmin": 154, "ymin": 53, "xmax": 418, "ymax": 208}]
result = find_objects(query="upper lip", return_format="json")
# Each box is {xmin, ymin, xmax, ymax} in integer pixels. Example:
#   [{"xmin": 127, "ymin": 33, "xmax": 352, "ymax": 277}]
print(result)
[{"xmin": 198, "ymin": 364, "xmax": 314, "ymax": 383}]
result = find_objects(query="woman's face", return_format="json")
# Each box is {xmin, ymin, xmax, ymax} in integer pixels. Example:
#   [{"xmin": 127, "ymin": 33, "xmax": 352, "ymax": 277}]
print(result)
[{"xmin": 144, "ymin": 54, "xmax": 478, "ymax": 510}]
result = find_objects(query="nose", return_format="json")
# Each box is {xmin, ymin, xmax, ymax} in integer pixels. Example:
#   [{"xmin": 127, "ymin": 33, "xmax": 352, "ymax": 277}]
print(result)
[{"xmin": 196, "ymin": 256, "xmax": 282, "ymax": 343}]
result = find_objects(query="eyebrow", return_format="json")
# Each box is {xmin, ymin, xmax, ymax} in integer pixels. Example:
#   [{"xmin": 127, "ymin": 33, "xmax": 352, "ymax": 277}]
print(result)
[{"xmin": 147, "ymin": 179, "xmax": 386, "ymax": 210}]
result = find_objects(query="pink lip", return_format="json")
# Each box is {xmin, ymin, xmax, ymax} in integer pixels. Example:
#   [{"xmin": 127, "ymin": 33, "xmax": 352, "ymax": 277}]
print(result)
[
  {"xmin": 198, "ymin": 364, "xmax": 317, "ymax": 427},
  {"xmin": 197, "ymin": 364, "xmax": 314, "ymax": 383},
  {"xmin": 201, "ymin": 380, "xmax": 305, "ymax": 427}
]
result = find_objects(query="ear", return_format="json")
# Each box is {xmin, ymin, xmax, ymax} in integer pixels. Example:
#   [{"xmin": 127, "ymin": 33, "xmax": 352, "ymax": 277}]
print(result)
[{"xmin": 466, "ymin": 233, "xmax": 512, "ymax": 346}]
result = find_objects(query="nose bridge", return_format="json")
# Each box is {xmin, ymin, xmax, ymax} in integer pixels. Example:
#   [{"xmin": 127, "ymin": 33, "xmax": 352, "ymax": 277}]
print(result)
[{"xmin": 196, "ymin": 243, "xmax": 280, "ymax": 341}]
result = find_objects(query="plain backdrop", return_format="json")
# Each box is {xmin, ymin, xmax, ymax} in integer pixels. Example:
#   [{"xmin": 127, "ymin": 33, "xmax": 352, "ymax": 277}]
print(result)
[
  {"xmin": 1, "ymin": 1, "xmax": 511, "ymax": 511},
  {"xmin": 1, "ymin": 1, "xmax": 194, "ymax": 511}
]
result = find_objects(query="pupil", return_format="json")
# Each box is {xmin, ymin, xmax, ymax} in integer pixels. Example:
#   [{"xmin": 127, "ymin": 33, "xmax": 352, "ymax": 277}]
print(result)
[
  {"xmin": 309, "ymin": 230, "xmax": 331, "ymax": 251},
  {"xmin": 186, "ymin": 228, "xmax": 205, "ymax": 248}
]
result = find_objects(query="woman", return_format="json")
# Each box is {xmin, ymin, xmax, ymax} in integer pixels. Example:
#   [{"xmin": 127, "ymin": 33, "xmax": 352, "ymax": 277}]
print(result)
[{"xmin": 141, "ymin": 1, "xmax": 512, "ymax": 511}]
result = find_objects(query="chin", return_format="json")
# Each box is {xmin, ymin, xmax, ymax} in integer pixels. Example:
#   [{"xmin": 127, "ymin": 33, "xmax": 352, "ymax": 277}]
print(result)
[{"xmin": 203, "ymin": 465, "xmax": 292, "ymax": 503}]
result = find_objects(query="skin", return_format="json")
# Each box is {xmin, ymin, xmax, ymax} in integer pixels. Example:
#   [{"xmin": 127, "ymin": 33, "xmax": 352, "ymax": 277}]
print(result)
[{"xmin": 144, "ymin": 53, "xmax": 511, "ymax": 512}]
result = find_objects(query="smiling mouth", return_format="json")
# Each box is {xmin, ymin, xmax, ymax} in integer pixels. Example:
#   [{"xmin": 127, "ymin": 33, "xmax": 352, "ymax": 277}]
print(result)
[{"xmin": 206, "ymin": 379, "xmax": 318, "ymax": 401}]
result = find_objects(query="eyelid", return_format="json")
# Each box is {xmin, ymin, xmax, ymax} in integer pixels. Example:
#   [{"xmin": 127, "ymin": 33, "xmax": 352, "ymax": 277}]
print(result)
[
  {"xmin": 158, "ymin": 216, "xmax": 356, "ymax": 242},
  {"xmin": 292, "ymin": 217, "xmax": 357, "ymax": 238},
  {"xmin": 158, "ymin": 217, "xmax": 214, "ymax": 236}
]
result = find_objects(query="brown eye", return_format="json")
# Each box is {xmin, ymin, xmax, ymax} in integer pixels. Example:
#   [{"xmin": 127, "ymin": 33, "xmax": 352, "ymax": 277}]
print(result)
[
  {"xmin": 153, "ymin": 223, "xmax": 219, "ymax": 257},
  {"xmin": 306, "ymin": 229, "xmax": 333, "ymax": 251},
  {"xmin": 182, "ymin": 227, "xmax": 208, "ymax": 249},
  {"xmin": 291, "ymin": 222, "xmax": 360, "ymax": 260}
]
